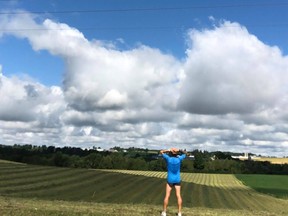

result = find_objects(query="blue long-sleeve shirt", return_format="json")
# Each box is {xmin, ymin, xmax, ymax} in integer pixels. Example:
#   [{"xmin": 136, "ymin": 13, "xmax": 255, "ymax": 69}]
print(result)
[{"xmin": 162, "ymin": 153, "xmax": 186, "ymax": 184}]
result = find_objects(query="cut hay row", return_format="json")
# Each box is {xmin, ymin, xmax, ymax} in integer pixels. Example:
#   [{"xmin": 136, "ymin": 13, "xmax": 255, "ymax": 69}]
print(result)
[
  {"xmin": 103, "ymin": 170, "xmax": 245, "ymax": 188},
  {"xmin": 101, "ymin": 169, "xmax": 288, "ymax": 212},
  {"xmin": 0, "ymin": 159, "xmax": 25, "ymax": 165},
  {"xmin": 0, "ymin": 162, "xmax": 287, "ymax": 215},
  {"xmin": 0, "ymin": 162, "xmax": 165, "ymax": 204}
]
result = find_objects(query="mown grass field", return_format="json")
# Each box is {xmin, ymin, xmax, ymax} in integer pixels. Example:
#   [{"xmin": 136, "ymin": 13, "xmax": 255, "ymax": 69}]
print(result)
[
  {"xmin": 0, "ymin": 161, "xmax": 287, "ymax": 215},
  {"xmin": 236, "ymin": 174, "xmax": 288, "ymax": 199}
]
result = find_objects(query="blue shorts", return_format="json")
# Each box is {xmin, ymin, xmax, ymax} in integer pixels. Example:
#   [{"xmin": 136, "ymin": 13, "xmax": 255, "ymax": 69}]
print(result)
[{"xmin": 167, "ymin": 181, "xmax": 181, "ymax": 187}]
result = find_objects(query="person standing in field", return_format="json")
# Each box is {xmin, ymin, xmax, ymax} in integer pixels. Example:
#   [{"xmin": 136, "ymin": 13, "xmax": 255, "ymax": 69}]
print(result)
[{"xmin": 160, "ymin": 148, "xmax": 187, "ymax": 216}]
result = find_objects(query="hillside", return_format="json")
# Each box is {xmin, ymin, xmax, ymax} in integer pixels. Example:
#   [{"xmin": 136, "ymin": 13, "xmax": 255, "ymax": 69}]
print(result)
[{"xmin": 0, "ymin": 161, "xmax": 287, "ymax": 215}]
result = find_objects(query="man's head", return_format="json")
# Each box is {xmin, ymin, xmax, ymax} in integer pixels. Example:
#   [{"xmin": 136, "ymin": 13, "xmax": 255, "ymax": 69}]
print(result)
[{"xmin": 170, "ymin": 148, "xmax": 178, "ymax": 155}]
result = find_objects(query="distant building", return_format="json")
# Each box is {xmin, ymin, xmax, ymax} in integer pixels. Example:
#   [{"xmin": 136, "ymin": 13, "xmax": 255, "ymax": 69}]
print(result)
[
  {"xmin": 109, "ymin": 148, "xmax": 118, "ymax": 153},
  {"xmin": 187, "ymin": 155, "xmax": 195, "ymax": 160},
  {"xmin": 232, "ymin": 153, "xmax": 252, "ymax": 161},
  {"xmin": 95, "ymin": 147, "xmax": 104, "ymax": 152}
]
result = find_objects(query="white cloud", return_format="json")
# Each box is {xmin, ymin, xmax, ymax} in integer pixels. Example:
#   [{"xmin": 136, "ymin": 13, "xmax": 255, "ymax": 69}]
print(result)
[
  {"xmin": 0, "ymin": 73, "xmax": 39, "ymax": 122},
  {"xmin": 97, "ymin": 89, "xmax": 128, "ymax": 109},
  {"xmin": 0, "ymin": 67, "xmax": 66, "ymax": 145},
  {"xmin": 178, "ymin": 113, "xmax": 244, "ymax": 130},
  {"xmin": 1, "ymin": 12, "xmax": 288, "ymax": 156},
  {"xmin": 0, "ymin": 12, "xmax": 181, "ymax": 113},
  {"xmin": 62, "ymin": 44, "xmax": 181, "ymax": 113},
  {"xmin": 178, "ymin": 21, "xmax": 288, "ymax": 115}
]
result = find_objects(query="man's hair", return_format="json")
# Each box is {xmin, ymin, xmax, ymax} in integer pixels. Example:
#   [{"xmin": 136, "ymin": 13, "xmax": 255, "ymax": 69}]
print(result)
[{"xmin": 168, "ymin": 151, "xmax": 179, "ymax": 157}]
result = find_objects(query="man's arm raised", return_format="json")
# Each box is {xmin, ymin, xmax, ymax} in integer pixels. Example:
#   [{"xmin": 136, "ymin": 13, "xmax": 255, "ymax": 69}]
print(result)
[{"xmin": 160, "ymin": 149, "xmax": 171, "ymax": 154}]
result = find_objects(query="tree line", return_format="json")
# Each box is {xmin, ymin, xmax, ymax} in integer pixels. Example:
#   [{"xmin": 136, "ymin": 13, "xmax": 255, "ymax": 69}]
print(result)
[{"xmin": 0, "ymin": 144, "xmax": 287, "ymax": 174}]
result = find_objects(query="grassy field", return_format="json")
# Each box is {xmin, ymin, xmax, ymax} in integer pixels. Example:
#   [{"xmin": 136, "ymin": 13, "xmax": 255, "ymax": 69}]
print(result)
[
  {"xmin": 1, "ymin": 196, "xmax": 284, "ymax": 216},
  {"xmin": 236, "ymin": 174, "xmax": 288, "ymax": 199},
  {"xmin": 0, "ymin": 161, "xmax": 287, "ymax": 215},
  {"xmin": 108, "ymin": 169, "xmax": 288, "ymax": 198}
]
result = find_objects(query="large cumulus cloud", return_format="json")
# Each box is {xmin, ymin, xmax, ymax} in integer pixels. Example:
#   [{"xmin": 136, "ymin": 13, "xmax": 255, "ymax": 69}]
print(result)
[
  {"xmin": 0, "ymin": 68, "xmax": 64, "ymax": 124},
  {"xmin": 1, "ymin": 11, "xmax": 288, "ymax": 156},
  {"xmin": 178, "ymin": 21, "xmax": 288, "ymax": 115},
  {"xmin": 0, "ymin": 66, "xmax": 65, "ymax": 145}
]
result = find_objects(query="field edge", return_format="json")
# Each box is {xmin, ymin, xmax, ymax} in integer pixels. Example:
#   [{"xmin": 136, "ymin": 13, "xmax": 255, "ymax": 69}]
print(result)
[{"xmin": 0, "ymin": 195, "xmax": 286, "ymax": 216}]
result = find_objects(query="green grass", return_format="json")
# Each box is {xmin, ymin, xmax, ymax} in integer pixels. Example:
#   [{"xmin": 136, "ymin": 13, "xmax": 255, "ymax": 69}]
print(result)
[
  {"xmin": 0, "ymin": 196, "xmax": 286, "ymax": 216},
  {"xmin": 236, "ymin": 174, "xmax": 288, "ymax": 199},
  {"xmin": 0, "ymin": 161, "xmax": 288, "ymax": 215}
]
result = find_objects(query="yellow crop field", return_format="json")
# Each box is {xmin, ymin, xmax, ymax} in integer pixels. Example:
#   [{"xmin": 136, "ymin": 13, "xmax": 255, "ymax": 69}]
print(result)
[{"xmin": 252, "ymin": 157, "xmax": 288, "ymax": 164}]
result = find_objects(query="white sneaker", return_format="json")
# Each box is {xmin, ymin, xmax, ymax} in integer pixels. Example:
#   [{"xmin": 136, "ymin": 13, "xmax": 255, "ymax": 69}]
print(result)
[
  {"xmin": 161, "ymin": 211, "xmax": 166, "ymax": 216},
  {"xmin": 177, "ymin": 213, "xmax": 182, "ymax": 216}
]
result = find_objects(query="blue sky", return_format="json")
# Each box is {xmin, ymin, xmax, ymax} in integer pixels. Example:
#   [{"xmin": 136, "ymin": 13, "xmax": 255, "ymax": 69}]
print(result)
[
  {"xmin": 2, "ymin": 0, "xmax": 288, "ymax": 85},
  {"xmin": 1, "ymin": 0, "xmax": 288, "ymax": 156}
]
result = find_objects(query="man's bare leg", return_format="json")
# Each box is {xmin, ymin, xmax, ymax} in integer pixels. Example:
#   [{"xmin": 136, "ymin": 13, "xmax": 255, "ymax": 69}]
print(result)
[
  {"xmin": 163, "ymin": 183, "xmax": 173, "ymax": 213},
  {"xmin": 175, "ymin": 185, "xmax": 182, "ymax": 214}
]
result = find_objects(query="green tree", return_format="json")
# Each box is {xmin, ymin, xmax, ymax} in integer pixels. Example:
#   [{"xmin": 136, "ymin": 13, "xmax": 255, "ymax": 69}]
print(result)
[
  {"xmin": 70, "ymin": 155, "xmax": 84, "ymax": 168},
  {"xmin": 181, "ymin": 159, "xmax": 194, "ymax": 172},
  {"xmin": 53, "ymin": 152, "xmax": 71, "ymax": 167},
  {"xmin": 193, "ymin": 151, "xmax": 205, "ymax": 170},
  {"xmin": 99, "ymin": 155, "xmax": 113, "ymax": 169},
  {"xmin": 84, "ymin": 153, "xmax": 102, "ymax": 168},
  {"xmin": 111, "ymin": 153, "xmax": 127, "ymax": 169},
  {"xmin": 149, "ymin": 159, "xmax": 166, "ymax": 171},
  {"xmin": 128, "ymin": 158, "xmax": 148, "ymax": 170}
]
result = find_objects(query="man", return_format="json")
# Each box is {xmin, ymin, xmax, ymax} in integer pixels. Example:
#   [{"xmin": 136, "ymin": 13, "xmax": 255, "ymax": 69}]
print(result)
[{"xmin": 160, "ymin": 148, "xmax": 187, "ymax": 216}]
